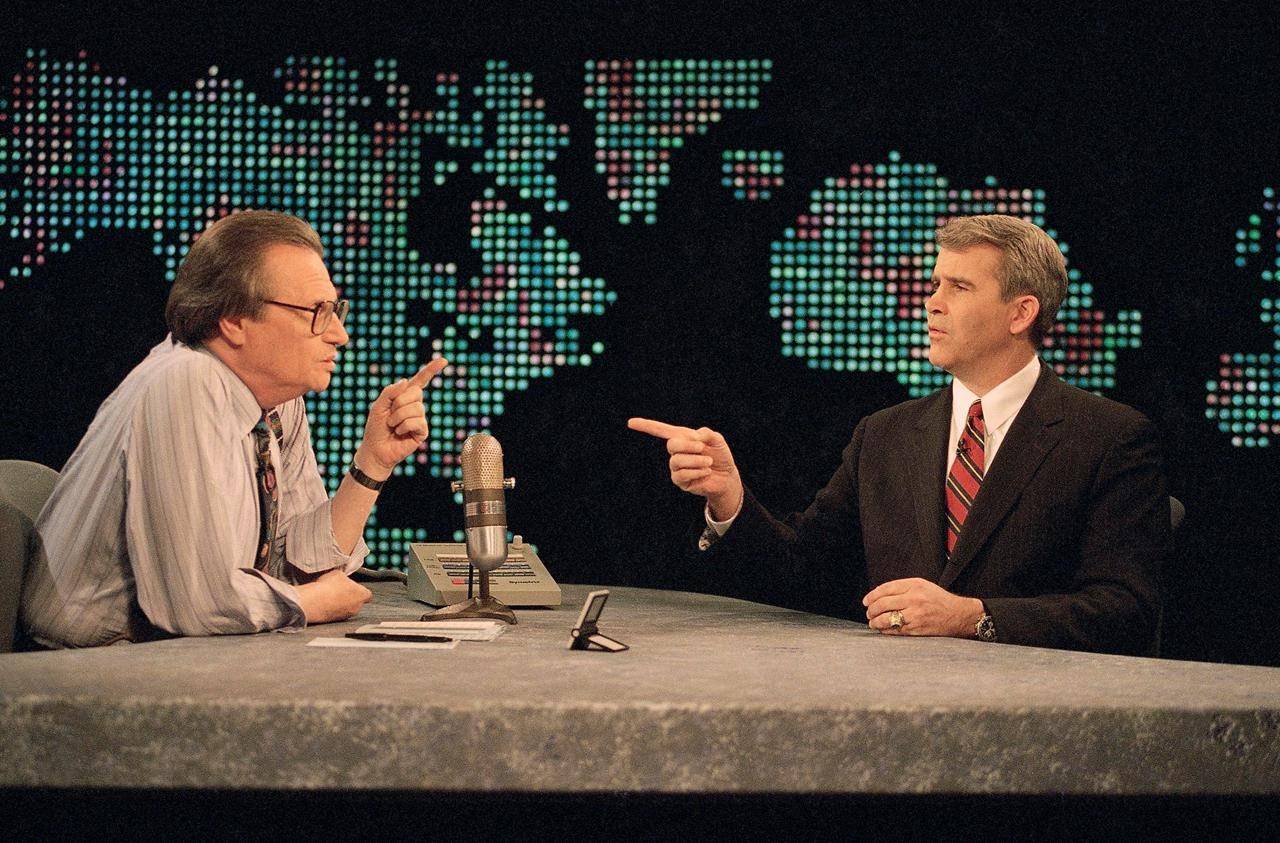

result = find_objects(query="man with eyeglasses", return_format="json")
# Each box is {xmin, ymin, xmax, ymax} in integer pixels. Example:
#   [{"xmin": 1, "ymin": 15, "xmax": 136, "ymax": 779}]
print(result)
[{"xmin": 21, "ymin": 210, "xmax": 447, "ymax": 648}]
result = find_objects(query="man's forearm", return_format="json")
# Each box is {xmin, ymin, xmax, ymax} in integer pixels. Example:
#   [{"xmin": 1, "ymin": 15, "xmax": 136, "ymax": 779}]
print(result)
[{"xmin": 329, "ymin": 450, "xmax": 386, "ymax": 554}]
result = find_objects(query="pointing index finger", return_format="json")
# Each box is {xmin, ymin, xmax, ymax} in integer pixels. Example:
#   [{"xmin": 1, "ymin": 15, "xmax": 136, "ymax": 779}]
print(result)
[
  {"xmin": 627, "ymin": 417, "xmax": 694, "ymax": 440},
  {"xmin": 409, "ymin": 357, "xmax": 450, "ymax": 389}
]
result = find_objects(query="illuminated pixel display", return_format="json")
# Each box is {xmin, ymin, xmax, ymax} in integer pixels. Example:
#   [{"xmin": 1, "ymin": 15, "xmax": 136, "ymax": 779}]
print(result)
[
  {"xmin": 769, "ymin": 152, "xmax": 1143, "ymax": 396},
  {"xmin": 721, "ymin": 150, "xmax": 784, "ymax": 200},
  {"xmin": 1205, "ymin": 187, "xmax": 1280, "ymax": 447},
  {"xmin": 0, "ymin": 51, "xmax": 615, "ymax": 558},
  {"xmin": 584, "ymin": 59, "xmax": 772, "ymax": 224},
  {"xmin": 0, "ymin": 52, "xmax": 1156, "ymax": 564}
]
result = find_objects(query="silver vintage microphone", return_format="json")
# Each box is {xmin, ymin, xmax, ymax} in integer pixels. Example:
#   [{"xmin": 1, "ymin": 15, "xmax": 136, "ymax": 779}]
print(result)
[
  {"xmin": 421, "ymin": 433, "xmax": 518, "ymax": 624},
  {"xmin": 459, "ymin": 433, "xmax": 513, "ymax": 572}
]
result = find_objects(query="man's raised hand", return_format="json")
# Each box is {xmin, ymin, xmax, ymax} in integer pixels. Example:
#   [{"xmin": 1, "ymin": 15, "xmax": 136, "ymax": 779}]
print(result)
[
  {"xmin": 627, "ymin": 417, "xmax": 743, "ymax": 520},
  {"xmin": 357, "ymin": 357, "xmax": 450, "ymax": 479}
]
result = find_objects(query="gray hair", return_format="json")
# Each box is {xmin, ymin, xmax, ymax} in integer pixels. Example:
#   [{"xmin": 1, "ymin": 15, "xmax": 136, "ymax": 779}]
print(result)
[
  {"xmin": 165, "ymin": 210, "xmax": 324, "ymax": 345},
  {"xmin": 936, "ymin": 215, "xmax": 1067, "ymax": 345}
]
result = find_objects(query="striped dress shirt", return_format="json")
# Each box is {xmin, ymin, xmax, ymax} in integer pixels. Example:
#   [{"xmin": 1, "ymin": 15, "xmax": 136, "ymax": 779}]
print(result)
[{"xmin": 21, "ymin": 336, "xmax": 368, "ymax": 647}]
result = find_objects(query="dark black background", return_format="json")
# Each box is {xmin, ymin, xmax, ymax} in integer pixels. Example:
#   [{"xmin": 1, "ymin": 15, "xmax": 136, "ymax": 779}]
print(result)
[{"xmin": 3, "ymin": 1, "xmax": 1278, "ymax": 665}]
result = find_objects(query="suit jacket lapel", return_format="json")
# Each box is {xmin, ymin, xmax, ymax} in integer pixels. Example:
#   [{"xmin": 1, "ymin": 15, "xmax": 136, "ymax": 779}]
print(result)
[
  {"xmin": 939, "ymin": 366, "xmax": 1066, "ymax": 589},
  {"xmin": 911, "ymin": 389, "xmax": 952, "ymax": 578}
]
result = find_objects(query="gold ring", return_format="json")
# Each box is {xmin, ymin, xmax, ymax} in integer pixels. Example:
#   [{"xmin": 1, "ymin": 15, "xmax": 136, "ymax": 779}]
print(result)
[{"xmin": 888, "ymin": 610, "xmax": 905, "ymax": 630}]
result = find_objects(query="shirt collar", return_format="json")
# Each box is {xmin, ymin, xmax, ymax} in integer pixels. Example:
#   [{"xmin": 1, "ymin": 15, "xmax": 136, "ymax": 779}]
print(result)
[
  {"xmin": 180, "ymin": 337, "xmax": 268, "ymax": 434},
  {"xmin": 950, "ymin": 355, "xmax": 1041, "ymax": 434}
]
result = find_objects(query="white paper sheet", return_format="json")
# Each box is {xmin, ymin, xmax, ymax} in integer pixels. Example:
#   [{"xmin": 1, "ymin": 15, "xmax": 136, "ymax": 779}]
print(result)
[{"xmin": 360, "ymin": 620, "xmax": 507, "ymax": 641}]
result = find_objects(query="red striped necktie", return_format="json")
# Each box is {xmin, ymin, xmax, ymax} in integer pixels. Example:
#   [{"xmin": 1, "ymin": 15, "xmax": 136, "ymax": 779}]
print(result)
[{"xmin": 945, "ymin": 399, "xmax": 986, "ymax": 558}]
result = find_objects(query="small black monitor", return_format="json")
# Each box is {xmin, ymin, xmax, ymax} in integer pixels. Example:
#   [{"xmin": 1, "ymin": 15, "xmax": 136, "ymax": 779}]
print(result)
[{"xmin": 568, "ymin": 589, "xmax": 628, "ymax": 652}]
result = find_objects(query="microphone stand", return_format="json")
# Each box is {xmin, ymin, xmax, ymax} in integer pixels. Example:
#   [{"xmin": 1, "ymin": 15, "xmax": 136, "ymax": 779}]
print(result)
[
  {"xmin": 419, "ymin": 476, "xmax": 518, "ymax": 625},
  {"xmin": 419, "ymin": 565, "xmax": 517, "ymax": 625}
]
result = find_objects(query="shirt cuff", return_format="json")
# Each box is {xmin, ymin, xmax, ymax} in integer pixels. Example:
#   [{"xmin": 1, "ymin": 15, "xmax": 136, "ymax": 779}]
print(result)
[
  {"xmin": 241, "ymin": 570, "xmax": 307, "ymax": 632},
  {"xmin": 697, "ymin": 496, "xmax": 744, "ymax": 551},
  {"xmin": 704, "ymin": 499, "xmax": 742, "ymax": 536}
]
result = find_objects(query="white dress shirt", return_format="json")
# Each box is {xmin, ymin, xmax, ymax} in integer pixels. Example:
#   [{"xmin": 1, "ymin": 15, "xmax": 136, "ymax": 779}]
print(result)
[
  {"xmin": 944, "ymin": 355, "xmax": 1040, "ymax": 483},
  {"xmin": 707, "ymin": 355, "xmax": 1042, "ymax": 536},
  {"xmin": 22, "ymin": 336, "xmax": 368, "ymax": 647}
]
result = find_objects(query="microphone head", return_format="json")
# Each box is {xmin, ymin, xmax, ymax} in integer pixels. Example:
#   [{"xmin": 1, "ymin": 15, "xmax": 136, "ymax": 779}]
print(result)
[
  {"xmin": 460, "ymin": 433, "xmax": 504, "ymax": 490},
  {"xmin": 459, "ymin": 433, "xmax": 508, "ymax": 573}
]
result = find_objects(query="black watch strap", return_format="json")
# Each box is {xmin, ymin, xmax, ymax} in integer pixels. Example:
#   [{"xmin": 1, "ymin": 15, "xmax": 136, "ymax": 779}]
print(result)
[{"xmin": 348, "ymin": 462, "xmax": 387, "ymax": 491}]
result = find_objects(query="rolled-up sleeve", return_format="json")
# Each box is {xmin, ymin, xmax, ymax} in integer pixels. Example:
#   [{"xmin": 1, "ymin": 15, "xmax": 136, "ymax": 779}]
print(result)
[{"xmin": 274, "ymin": 398, "xmax": 369, "ymax": 575}]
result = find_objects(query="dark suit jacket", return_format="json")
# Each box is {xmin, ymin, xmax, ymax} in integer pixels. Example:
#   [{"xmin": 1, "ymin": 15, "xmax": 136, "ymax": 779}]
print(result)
[{"xmin": 705, "ymin": 366, "xmax": 1169, "ymax": 655}]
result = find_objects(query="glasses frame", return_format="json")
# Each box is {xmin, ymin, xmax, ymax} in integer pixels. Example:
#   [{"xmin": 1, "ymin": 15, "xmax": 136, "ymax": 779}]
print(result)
[{"xmin": 262, "ymin": 298, "xmax": 351, "ymax": 335}]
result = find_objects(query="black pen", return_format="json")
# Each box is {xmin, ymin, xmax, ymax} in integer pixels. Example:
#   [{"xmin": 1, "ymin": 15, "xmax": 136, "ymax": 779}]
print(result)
[{"xmin": 345, "ymin": 632, "xmax": 453, "ymax": 643}]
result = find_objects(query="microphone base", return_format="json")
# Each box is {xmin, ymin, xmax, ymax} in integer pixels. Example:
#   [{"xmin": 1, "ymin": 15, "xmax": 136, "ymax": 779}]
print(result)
[{"xmin": 419, "ymin": 595, "xmax": 518, "ymax": 625}]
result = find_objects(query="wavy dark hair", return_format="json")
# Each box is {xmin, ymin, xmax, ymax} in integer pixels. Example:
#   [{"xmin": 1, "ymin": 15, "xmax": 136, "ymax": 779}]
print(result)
[{"xmin": 165, "ymin": 210, "xmax": 324, "ymax": 344}]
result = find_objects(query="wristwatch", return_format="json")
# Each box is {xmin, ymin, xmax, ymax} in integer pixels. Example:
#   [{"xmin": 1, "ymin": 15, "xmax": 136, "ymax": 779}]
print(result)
[
  {"xmin": 348, "ymin": 461, "xmax": 387, "ymax": 492},
  {"xmin": 697, "ymin": 525, "xmax": 719, "ymax": 552},
  {"xmin": 975, "ymin": 610, "xmax": 997, "ymax": 642}
]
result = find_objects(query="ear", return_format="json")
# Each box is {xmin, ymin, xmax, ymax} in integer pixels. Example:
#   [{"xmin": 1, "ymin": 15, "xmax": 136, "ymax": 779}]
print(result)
[
  {"xmin": 1008, "ymin": 295, "xmax": 1041, "ymax": 338},
  {"xmin": 217, "ymin": 313, "xmax": 251, "ymax": 349}
]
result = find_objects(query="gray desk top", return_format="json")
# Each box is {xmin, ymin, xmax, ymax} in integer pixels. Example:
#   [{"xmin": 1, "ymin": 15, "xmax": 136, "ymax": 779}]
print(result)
[{"xmin": 3, "ymin": 583, "xmax": 1278, "ymax": 794}]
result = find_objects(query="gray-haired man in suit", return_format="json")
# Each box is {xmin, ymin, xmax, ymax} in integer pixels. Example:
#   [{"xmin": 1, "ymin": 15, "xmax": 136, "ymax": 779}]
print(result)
[{"xmin": 632, "ymin": 215, "xmax": 1167, "ymax": 655}]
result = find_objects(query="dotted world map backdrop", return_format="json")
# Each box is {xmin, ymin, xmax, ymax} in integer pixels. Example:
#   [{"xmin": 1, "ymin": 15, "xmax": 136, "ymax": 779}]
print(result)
[{"xmin": 1, "ymin": 4, "xmax": 1277, "ymax": 664}]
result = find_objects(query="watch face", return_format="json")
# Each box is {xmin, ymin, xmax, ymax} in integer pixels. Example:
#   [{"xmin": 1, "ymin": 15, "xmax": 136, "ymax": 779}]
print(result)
[{"xmin": 976, "ymin": 614, "xmax": 996, "ymax": 641}]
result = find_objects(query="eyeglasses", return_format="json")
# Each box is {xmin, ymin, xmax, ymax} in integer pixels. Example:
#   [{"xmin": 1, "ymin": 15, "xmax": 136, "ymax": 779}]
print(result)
[{"xmin": 262, "ymin": 299, "xmax": 351, "ymax": 335}]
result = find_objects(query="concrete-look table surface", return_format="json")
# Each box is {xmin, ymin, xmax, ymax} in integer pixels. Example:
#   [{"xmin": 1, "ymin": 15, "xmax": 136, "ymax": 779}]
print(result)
[{"xmin": 2, "ymin": 583, "xmax": 1278, "ymax": 794}]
